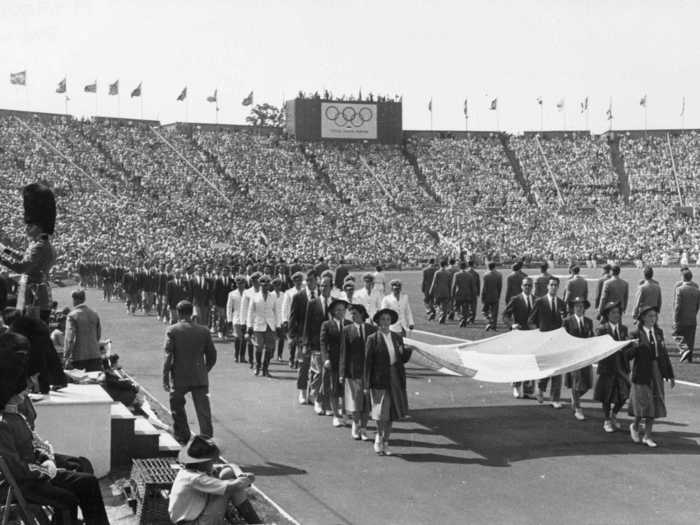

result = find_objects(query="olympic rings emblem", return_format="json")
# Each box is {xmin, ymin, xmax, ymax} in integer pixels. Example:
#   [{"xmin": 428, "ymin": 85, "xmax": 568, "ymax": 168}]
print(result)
[{"xmin": 324, "ymin": 105, "xmax": 374, "ymax": 128}]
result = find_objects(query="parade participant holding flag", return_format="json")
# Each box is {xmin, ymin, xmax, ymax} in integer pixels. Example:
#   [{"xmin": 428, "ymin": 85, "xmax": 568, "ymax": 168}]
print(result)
[{"xmin": 563, "ymin": 296, "xmax": 594, "ymax": 421}]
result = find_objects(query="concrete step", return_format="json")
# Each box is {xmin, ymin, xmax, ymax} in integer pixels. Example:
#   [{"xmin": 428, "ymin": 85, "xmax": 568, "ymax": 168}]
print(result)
[
  {"xmin": 110, "ymin": 402, "xmax": 136, "ymax": 468},
  {"xmin": 158, "ymin": 432, "xmax": 180, "ymax": 457},
  {"xmin": 131, "ymin": 416, "xmax": 160, "ymax": 458}
]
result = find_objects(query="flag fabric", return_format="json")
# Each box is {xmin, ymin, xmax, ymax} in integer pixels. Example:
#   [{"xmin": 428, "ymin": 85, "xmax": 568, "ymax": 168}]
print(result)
[
  {"xmin": 206, "ymin": 89, "xmax": 217, "ymax": 103},
  {"xmin": 109, "ymin": 80, "xmax": 119, "ymax": 96},
  {"xmin": 536, "ymin": 96, "xmax": 543, "ymax": 106},
  {"xmin": 489, "ymin": 98, "xmax": 498, "ymax": 110},
  {"xmin": 580, "ymin": 97, "xmax": 589, "ymax": 113},
  {"xmin": 406, "ymin": 328, "xmax": 632, "ymax": 383},
  {"xmin": 428, "ymin": 98, "xmax": 432, "ymax": 112},
  {"xmin": 640, "ymin": 95, "xmax": 647, "ymax": 107},
  {"xmin": 10, "ymin": 71, "xmax": 26, "ymax": 85},
  {"xmin": 56, "ymin": 78, "xmax": 66, "ymax": 94},
  {"xmin": 556, "ymin": 98, "xmax": 565, "ymax": 110},
  {"xmin": 84, "ymin": 82, "xmax": 97, "ymax": 93},
  {"xmin": 463, "ymin": 98, "xmax": 468, "ymax": 117},
  {"xmin": 130, "ymin": 82, "xmax": 142, "ymax": 98},
  {"xmin": 606, "ymin": 100, "xmax": 613, "ymax": 121},
  {"xmin": 681, "ymin": 96, "xmax": 686, "ymax": 117},
  {"xmin": 176, "ymin": 86, "xmax": 187, "ymax": 101},
  {"xmin": 242, "ymin": 91, "xmax": 254, "ymax": 106}
]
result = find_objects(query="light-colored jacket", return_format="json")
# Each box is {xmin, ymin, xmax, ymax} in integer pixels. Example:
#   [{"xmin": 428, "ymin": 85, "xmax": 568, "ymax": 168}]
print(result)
[
  {"xmin": 354, "ymin": 288, "xmax": 383, "ymax": 319},
  {"xmin": 226, "ymin": 289, "xmax": 245, "ymax": 325},
  {"xmin": 64, "ymin": 303, "xmax": 101, "ymax": 362},
  {"xmin": 246, "ymin": 291, "xmax": 278, "ymax": 332},
  {"xmin": 381, "ymin": 293, "xmax": 415, "ymax": 334}
]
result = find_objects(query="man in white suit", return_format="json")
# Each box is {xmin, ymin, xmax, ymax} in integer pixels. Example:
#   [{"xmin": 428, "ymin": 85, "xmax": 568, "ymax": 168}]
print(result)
[
  {"xmin": 381, "ymin": 279, "xmax": 415, "ymax": 336},
  {"xmin": 226, "ymin": 275, "xmax": 247, "ymax": 363},
  {"xmin": 246, "ymin": 275, "xmax": 278, "ymax": 377},
  {"xmin": 354, "ymin": 273, "xmax": 382, "ymax": 321}
]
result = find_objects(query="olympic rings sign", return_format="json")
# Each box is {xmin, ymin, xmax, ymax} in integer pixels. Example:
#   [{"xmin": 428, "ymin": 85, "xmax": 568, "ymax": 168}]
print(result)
[{"xmin": 321, "ymin": 102, "xmax": 377, "ymax": 139}]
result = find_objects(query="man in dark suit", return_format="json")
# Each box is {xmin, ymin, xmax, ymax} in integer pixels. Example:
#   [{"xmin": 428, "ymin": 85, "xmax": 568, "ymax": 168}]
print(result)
[
  {"xmin": 212, "ymin": 266, "xmax": 234, "ymax": 339},
  {"xmin": 452, "ymin": 261, "xmax": 478, "ymax": 328},
  {"xmin": 162, "ymin": 300, "xmax": 217, "ymax": 444},
  {"xmin": 166, "ymin": 268, "xmax": 190, "ymax": 324},
  {"xmin": 632, "ymin": 266, "xmax": 662, "ymax": 319},
  {"xmin": 429, "ymin": 259, "xmax": 452, "ymax": 324},
  {"xmin": 599, "ymin": 264, "xmax": 629, "ymax": 316},
  {"xmin": 313, "ymin": 256, "xmax": 329, "ymax": 275},
  {"xmin": 190, "ymin": 265, "xmax": 212, "ymax": 327},
  {"xmin": 466, "ymin": 260, "xmax": 480, "ymax": 323},
  {"xmin": 594, "ymin": 263, "xmax": 612, "ymax": 311},
  {"xmin": 674, "ymin": 271, "xmax": 700, "ymax": 363},
  {"xmin": 421, "ymin": 258, "xmax": 437, "ymax": 319},
  {"xmin": 504, "ymin": 261, "xmax": 527, "ymax": 304},
  {"xmin": 289, "ymin": 257, "xmax": 304, "ymax": 276},
  {"xmin": 156, "ymin": 263, "xmax": 172, "ymax": 323},
  {"xmin": 122, "ymin": 267, "xmax": 140, "ymax": 315},
  {"xmin": 503, "ymin": 277, "xmax": 536, "ymax": 398},
  {"xmin": 334, "ymin": 259, "xmax": 350, "ymax": 290},
  {"xmin": 563, "ymin": 265, "xmax": 588, "ymax": 313},
  {"xmin": 528, "ymin": 276, "xmax": 567, "ymax": 408},
  {"xmin": 446, "ymin": 258, "xmax": 460, "ymax": 320},
  {"xmin": 481, "ymin": 262, "xmax": 503, "ymax": 331}
]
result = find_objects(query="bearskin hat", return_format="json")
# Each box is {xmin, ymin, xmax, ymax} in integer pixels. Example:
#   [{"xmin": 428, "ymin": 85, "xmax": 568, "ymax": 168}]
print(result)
[{"xmin": 23, "ymin": 182, "xmax": 57, "ymax": 235}]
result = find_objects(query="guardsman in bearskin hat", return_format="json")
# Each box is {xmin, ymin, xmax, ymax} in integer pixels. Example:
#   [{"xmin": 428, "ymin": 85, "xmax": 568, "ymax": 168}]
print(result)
[{"xmin": 0, "ymin": 183, "xmax": 57, "ymax": 322}]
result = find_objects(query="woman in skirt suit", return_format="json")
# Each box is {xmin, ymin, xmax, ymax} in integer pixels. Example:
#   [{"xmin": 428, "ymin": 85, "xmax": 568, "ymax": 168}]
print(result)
[
  {"xmin": 627, "ymin": 304, "xmax": 675, "ymax": 448},
  {"xmin": 563, "ymin": 296, "xmax": 594, "ymax": 421},
  {"xmin": 364, "ymin": 308, "xmax": 412, "ymax": 456},
  {"xmin": 339, "ymin": 304, "xmax": 376, "ymax": 441},
  {"xmin": 593, "ymin": 301, "xmax": 631, "ymax": 433}
]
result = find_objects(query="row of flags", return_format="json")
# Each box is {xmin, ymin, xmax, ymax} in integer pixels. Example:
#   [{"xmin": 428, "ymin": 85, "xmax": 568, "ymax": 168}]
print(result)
[{"xmin": 10, "ymin": 71, "xmax": 254, "ymax": 106}]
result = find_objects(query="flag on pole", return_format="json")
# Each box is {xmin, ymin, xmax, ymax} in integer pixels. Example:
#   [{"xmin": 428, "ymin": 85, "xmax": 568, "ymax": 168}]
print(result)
[
  {"xmin": 176, "ymin": 86, "xmax": 187, "ymax": 101},
  {"xmin": 242, "ymin": 91, "xmax": 254, "ymax": 106},
  {"xmin": 489, "ymin": 98, "xmax": 498, "ymax": 110},
  {"xmin": 56, "ymin": 78, "xmax": 66, "ymax": 94},
  {"xmin": 130, "ymin": 82, "xmax": 142, "ymax": 98},
  {"xmin": 463, "ymin": 98, "xmax": 468, "ymax": 117},
  {"xmin": 556, "ymin": 98, "xmax": 565, "ymax": 111},
  {"xmin": 680, "ymin": 96, "xmax": 686, "ymax": 117},
  {"xmin": 536, "ymin": 96, "xmax": 543, "ymax": 105},
  {"xmin": 579, "ymin": 97, "xmax": 588, "ymax": 113},
  {"xmin": 206, "ymin": 89, "xmax": 218, "ymax": 103},
  {"xmin": 606, "ymin": 100, "xmax": 613, "ymax": 121},
  {"xmin": 10, "ymin": 71, "xmax": 26, "ymax": 85},
  {"xmin": 428, "ymin": 98, "xmax": 432, "ymax": 112},
  {"xmin": 639, "ymin": 94, "xmax": 647, "ymax": 107},
  {"xmin": 84, "ymin": 81, "xmax": 97, "ymax": 93},
  {"xmin": 108, "ymin": 80, "xmax": 119, "ymax": 96}
]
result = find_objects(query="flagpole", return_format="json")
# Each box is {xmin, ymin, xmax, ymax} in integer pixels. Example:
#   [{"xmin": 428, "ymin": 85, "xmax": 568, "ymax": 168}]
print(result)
[
  {"xmin": 118, "ymin": 92, "xmax": 121, "ymax": 118},
  {"xmin": 140, "ymin": 94, "xmax": 144, "ymax": 120},
  {"xmin": 585, "ymin": 107, "xmax": 589, "ymax": 131},
  {"xmin": 496, "ymin": 106, "xmax": 500, "ymax": 132},
  {"xmin": 540, "ymin": 104, "xmax": 543, "ymax": 132},
  {"xmin": 64, "ymin": 96, "xmax": 68, "ymax": 115}
]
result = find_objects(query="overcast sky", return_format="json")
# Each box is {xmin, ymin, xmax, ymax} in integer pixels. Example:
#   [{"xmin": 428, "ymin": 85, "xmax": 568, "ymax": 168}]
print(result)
[{"xmin": 1, "ymin": 0, "xmax": 698, "ymax": 132}]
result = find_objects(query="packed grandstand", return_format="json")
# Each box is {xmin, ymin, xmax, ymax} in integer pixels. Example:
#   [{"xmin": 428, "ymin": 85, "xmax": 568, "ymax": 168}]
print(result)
[{"xmin": 0, "ymin": 109, "xmax": 698, "ymax": 272}]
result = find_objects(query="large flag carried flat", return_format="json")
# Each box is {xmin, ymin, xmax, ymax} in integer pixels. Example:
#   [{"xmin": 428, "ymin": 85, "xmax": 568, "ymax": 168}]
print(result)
[
  {"xmin": 56, "ymin": 78, "xmax": 66, "ymax": 94},
  {"xmin": 242, "ymin": 91, "xmax": 254, "ymax": 106},
  {"xmin": 10, "ymin": 71, "xmax": 26, "ymax": 85},
  {"xmin": 109, "ymin": 80, "xmax": 119, "ymax": 95},
  {"xmin": 84, "ymin": 81, "xmax": 97, "ymax": 93},
  {"xmin": 406, "ymin": 328, "xmax": 632, "ymax": 382},
  {"xmin": 176, "ymin": 86, "xmax": 187, "ymax": 101},
  {"xmin": 131, "ymin": 82, "xmax": 142, "ymax": 98}
]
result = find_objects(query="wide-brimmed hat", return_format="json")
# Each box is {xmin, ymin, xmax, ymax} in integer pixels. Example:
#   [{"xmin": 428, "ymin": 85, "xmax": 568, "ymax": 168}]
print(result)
[
  {"xmin": 348, "ymin": 303, "xmax": 369, "ymax": 320},
  {"xmin": 178, "ymin": 435, "xmax": 220, "ymax": 464},
  {"xmin": 600, "ymin": 301, "xmax": 622, "ymax": 318},
  {"xmin": 328, "ymin": 298, "xmax": 349, "ymax": 314},
  {"xmin": 567, "ymin": 296, "xmax": 590, "ymax": 309},
  {"xmin": 637, "ymin": 304, "xmax": 659, "ymax": 318},
  {"xmin": 373, "ymin": 308, "xmax": 398, "ymax": 325}
]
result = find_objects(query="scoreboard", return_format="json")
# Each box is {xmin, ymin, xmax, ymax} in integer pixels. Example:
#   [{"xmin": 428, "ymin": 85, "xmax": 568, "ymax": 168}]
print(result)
[{"xmin": 285, "ymin": 98, "xmax": 402, "ymax": 144}]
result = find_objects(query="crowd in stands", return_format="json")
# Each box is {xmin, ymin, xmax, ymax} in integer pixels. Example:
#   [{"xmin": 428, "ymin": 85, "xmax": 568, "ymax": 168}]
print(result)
[
  {"xmin": 296, "ymin": 90, "xmax": 401, "ymax": 103},
  {"xmin": 1, "ymin": 113, "xmax": 700, "ymax": 273}
]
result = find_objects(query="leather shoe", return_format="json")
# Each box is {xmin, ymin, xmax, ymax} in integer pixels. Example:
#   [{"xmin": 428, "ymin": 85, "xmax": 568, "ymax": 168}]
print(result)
[
  {"xmin": 603, "ymin": 420, "xmax": 615, "ymax": 433},
  {"xmin": 551, "ymin": 401, "xmax": 564, "ymax": 409},
  {"xmin": 574, "ymin": 408, "xmax": 585, "ymax": 421},
  {"xmin": 629, "ymin": 423, "xmax": 641, "ymax": 443},
  {"xmin": 642, "ymin": 436, "xmax": 658, "ymax": 448}
]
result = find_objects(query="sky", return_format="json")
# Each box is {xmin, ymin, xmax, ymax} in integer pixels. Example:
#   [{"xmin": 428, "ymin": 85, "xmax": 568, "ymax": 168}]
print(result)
[{"xmin": 1, "ymin": 0, "xmax": 698, "ymax": 133}]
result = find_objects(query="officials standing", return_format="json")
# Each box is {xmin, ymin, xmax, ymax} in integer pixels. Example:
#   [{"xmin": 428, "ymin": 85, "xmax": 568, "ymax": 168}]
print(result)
[
  {"xmin": 481, "ymin": 262, "xmax": 502, "ymax": 331},
  {"xmin": 673, "ymin": 271, "xmax": 700, "ymax": 363},
  {"xmin": 452, "ymin": 261, "xmax": 478, "ymax": 328},
  {"xmin": 64, "ymin": 289, "xmax": 102, "ymax": 372}
]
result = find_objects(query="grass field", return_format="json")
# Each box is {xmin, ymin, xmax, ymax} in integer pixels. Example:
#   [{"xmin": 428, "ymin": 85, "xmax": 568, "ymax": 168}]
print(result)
[{"xmin": 375, "ymin": 266, "xmax": 700, "ymax": 383}]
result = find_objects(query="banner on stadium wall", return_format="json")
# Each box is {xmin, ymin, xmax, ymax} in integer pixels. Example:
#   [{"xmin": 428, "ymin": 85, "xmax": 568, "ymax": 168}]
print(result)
[{"xmin": 321, "ymin": 102, "xmax": 377, "ymax": 139}]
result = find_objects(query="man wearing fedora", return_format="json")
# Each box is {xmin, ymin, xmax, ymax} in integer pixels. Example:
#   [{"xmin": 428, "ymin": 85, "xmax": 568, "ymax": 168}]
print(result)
[
  {"xmin": 169, "ymin": 435, "xmax": 261, "ymax": 524},
  {"xmin": 163, "ymin": 300, "xmax": 217, "ymax": 444}
]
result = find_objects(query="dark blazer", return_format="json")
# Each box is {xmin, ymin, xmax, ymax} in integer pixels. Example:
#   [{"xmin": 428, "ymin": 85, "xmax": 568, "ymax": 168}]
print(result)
[
  {"xmin": 334, "ymin": 265, "xmax": 350, "ymax": 289},
  {"xmin": 533, "ymin": 272, "xmax": 552, "ymax": 298},
  {"xmin": 481, "ymin": 270, "xmax": 503, "ymax": 304},
  {"xmin": 674, "ymin": 283, "xmax": 700, "ymax": 326},
  {"xmin": 157, "ymin": 272, "xmax": 171, "ymax": 296},
  {"xmin": 595, "ymin": 322, "xmax": 630, "ymax": 377},
  {"xmin": 289, "ymin": 289, "xmax": 327, "ymax": 349},
  {"xmin": 288, "ymin": 289, "xmax": 309, "ymax": 340},
  {"xmin": 213, "ymin": 277, "xmax": 235, "ymax": 308},
  {"xmin": 633, "ymin": 280, "xmax": 662, "ymax": 319},
  {"xmin": 594, "ymin": 276, "xmax": 607, "ymax": 309},
  {"xmin": 163, "ymin": 320, "xmax": 217, "ymax": 388},
  {"xmin": 528, "ymin": 295, "xmax": 567, "ymax": 331},
  {"xmin": 320, "ymin": 318, "xmax": 350, "ymax": 369},
  {"xmin": 452, "ymin": 270, "xmax": 478, "ymax": 302},
  {"xmin": 421, "ymin": 265, "xmax": 436, "ymax": 296},
  {"xmin": 165, "ymin": 279, "xmax": 190, "ymax": 309},
  {"xmin": 563, "ymin": 315, "xmax": 594, "ymax": 339},
  {"xmin": 503, "ymin": 294, "xmax": 536, "ymax": 329},
  {"xmin": 628, "ymin": 327, "xmax": 674, "ymax": 385},
  {"xmin": 599, "ymin": 276, "xmax": 629, "ymax": 313},
  {"xmin": 122, "ymin": 272, "xmax": 140, "ymax": 295},
  {"xmin": 340, "ymin": 322, "xmax": 376, "ymax": 380},
  {"xmin": 190, "ymin": 276, "xmax": 211, "ymax": 305},
  {"xmin": 504, "ymin": 270, "xmax": 527, "ymax": 303},
  {"xmin": 467, "ymin": 268, "xmax": 481, "ymax": 296},
  {"xmin": 364, "ymin": 330, "xmax": 412, "ymax": 390},
  {"xmin": 563, "ymin": 275, "xmax": 588, "ymax": 304},
  {"xmin": 429, "ymin": 268, "xmax": 452, "ymax": 300}
]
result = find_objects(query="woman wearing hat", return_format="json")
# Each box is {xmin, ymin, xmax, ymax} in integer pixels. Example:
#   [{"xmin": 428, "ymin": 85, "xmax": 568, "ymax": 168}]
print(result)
[
  {"xmin": 320, "ymin": 298, "xmax": 350, "ymax": 427},
  {"xmin": 0, "ymin": 183, "xmax": 57, "ymax": 322},
  {"xmin": 340, "ymin": 303, "xmax": 376, "ymax": 440},
  {"xmin": 627, "ymin": 305, "xmax": 675, "ymax": 448},
  {"xmin": 169, "ymin": 435, "xmax": 261, "ymax": 524},
  {"xmin": 364, "ymin": 308, "xmax": 412, "ymax": 455},
  {"xmin": 594, "ymin": 301, "xmax": 631, "ymax": 433},
  {"xmin": 563, "ymin": 296, "xmax": 594, "ymax": 421}
]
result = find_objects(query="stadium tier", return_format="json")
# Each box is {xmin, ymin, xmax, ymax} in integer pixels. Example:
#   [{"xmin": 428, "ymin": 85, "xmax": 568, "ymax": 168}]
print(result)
[{"xmin": 0, "ymin": 110, "xmax": 698, "ymax": 270}]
